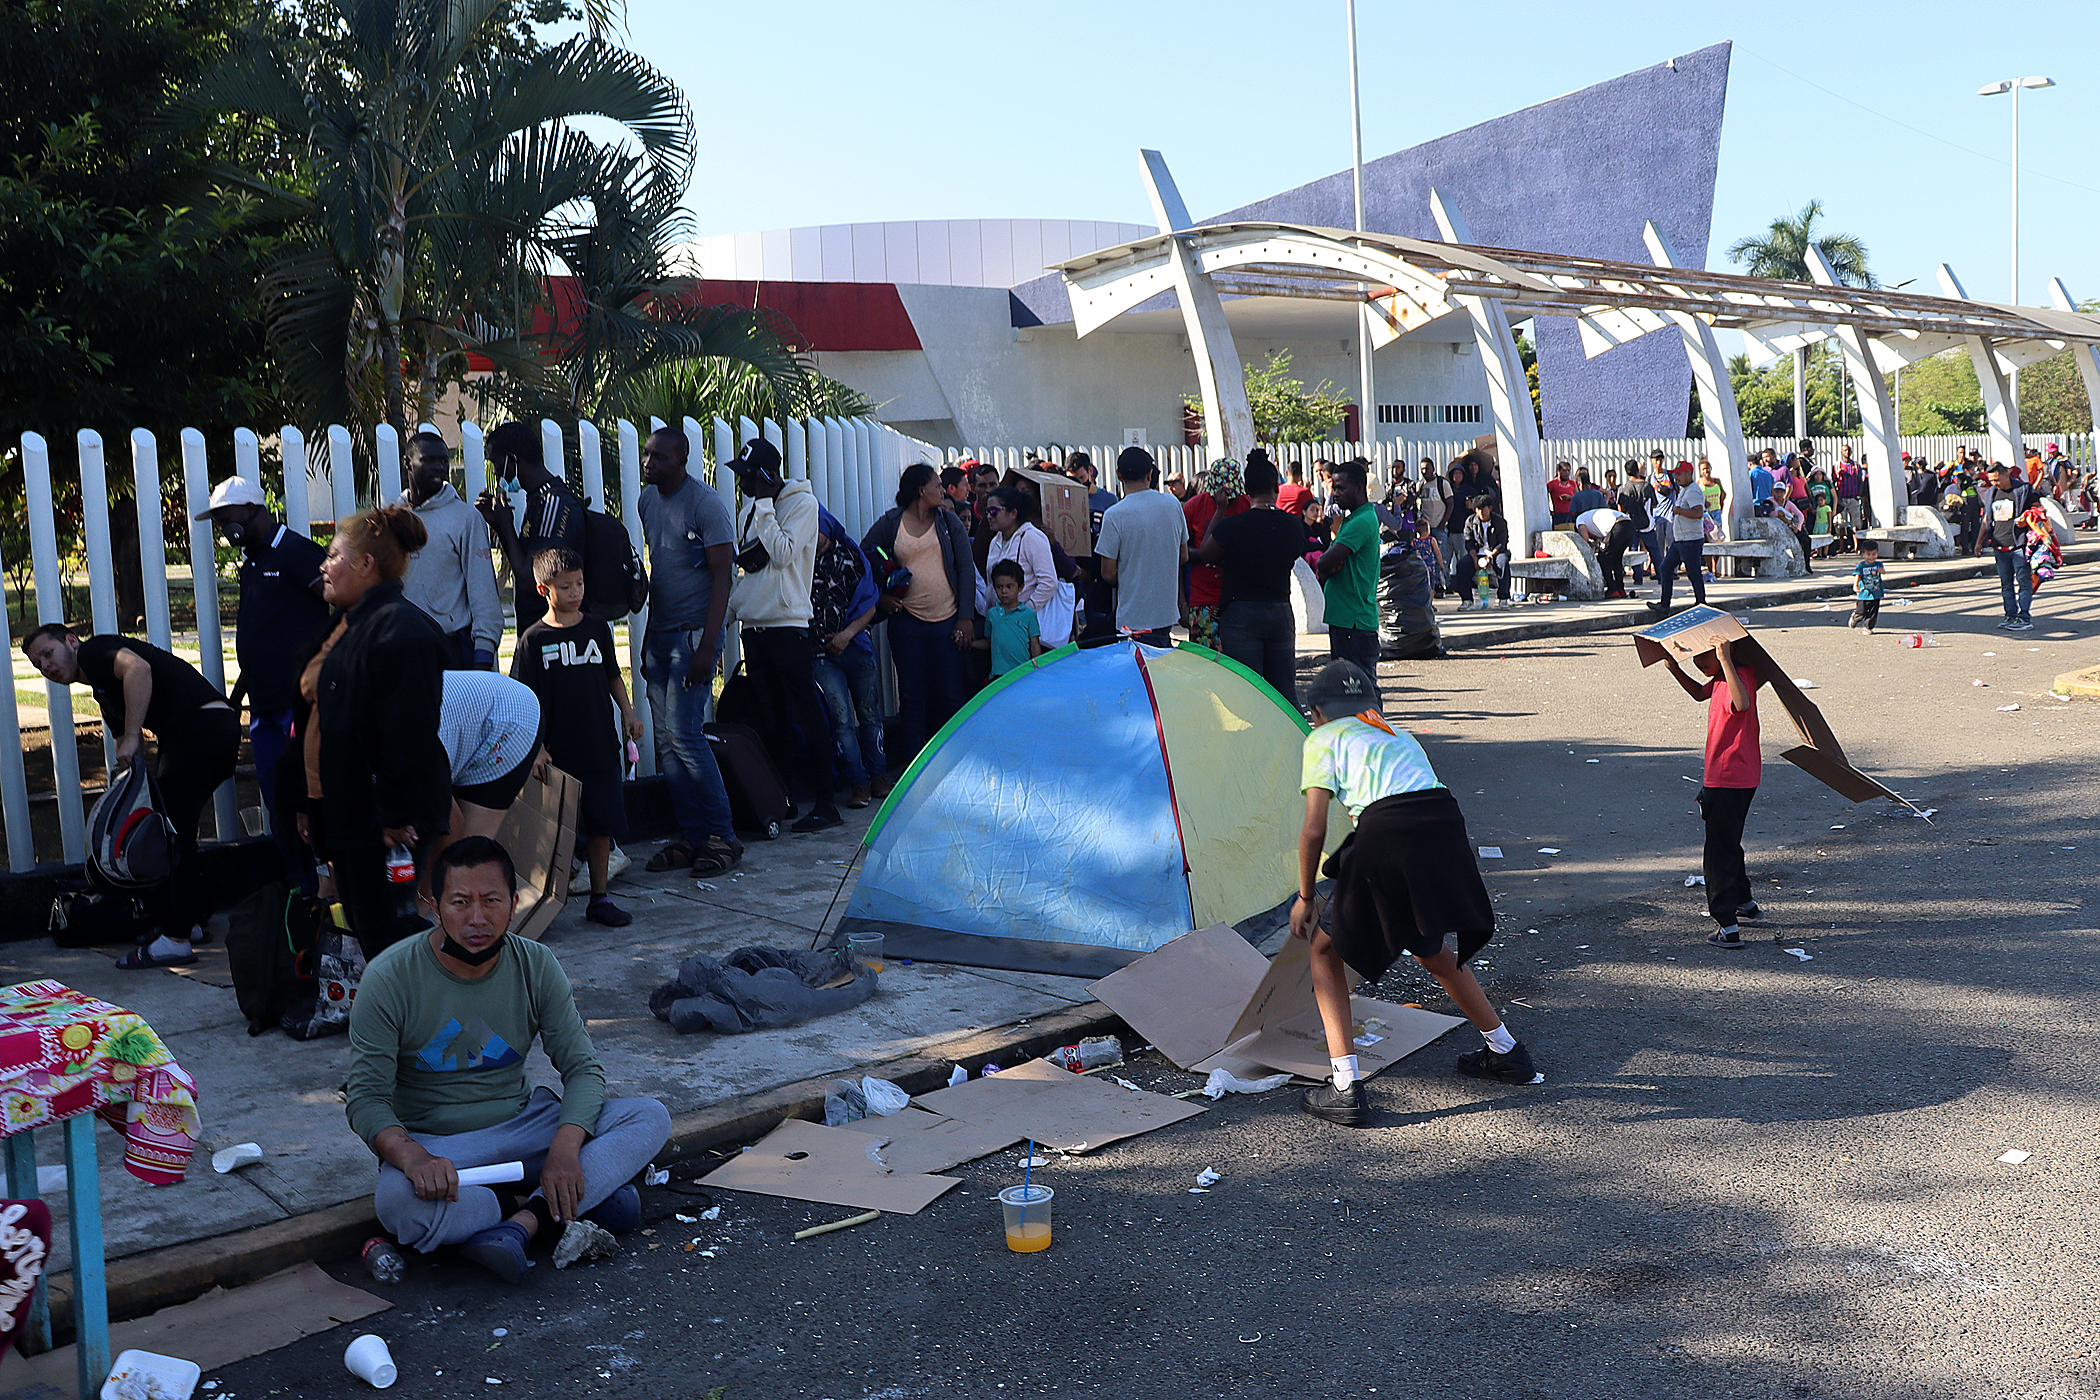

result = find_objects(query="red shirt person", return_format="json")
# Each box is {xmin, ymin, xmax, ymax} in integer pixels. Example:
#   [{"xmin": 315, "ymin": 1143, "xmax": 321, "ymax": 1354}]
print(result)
[
  {"xmin": 1546, "ymin": 463, "xmax": 1579, "ymax": 524},
  {"xmin": 1658, "ymin": 631, "xmax": 1765, "ymax": 948}
]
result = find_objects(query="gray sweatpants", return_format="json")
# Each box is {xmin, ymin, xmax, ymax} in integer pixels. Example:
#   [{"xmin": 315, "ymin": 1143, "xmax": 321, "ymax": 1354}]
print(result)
[{"xmin": 375, "ymin": 1087, "xmax": 671, "ymax": 1252}]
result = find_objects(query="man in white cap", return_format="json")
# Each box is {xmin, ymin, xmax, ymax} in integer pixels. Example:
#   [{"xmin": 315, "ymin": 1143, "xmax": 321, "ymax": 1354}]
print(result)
[{"xmin": 195, "ymin": 476, "xmax": 330, "ymax": 862}]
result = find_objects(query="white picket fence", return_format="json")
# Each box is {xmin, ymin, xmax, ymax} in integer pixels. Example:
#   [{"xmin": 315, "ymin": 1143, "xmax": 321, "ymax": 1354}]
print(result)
[{"xmin": 4, "ymin": 413, "xmax": 935, "ymax": 872}]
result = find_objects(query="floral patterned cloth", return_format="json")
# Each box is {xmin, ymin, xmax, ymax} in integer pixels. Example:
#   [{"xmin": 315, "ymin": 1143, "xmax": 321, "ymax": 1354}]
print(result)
[{"xmin": 0, "ymin": 981, "xmax": 199, "ymax": 1185}]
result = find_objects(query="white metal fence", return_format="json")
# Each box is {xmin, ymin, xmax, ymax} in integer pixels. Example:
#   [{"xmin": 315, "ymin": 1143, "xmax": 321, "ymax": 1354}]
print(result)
[{"xmin": 4, "ymin": 413, "xmax": 935, "ymax": 873}]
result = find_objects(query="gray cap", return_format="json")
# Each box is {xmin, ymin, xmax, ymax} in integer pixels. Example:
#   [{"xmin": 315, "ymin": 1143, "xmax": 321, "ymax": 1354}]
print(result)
[{"xmin": 1303, "ymin": 660, "xmax": 1376, "ymax": 717}]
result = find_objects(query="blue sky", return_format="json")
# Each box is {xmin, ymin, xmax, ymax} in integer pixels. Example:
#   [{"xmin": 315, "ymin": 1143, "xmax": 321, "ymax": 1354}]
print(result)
[{"xmin": 619, "ymin": 0, "xmax": 2098, "ymax": 306}]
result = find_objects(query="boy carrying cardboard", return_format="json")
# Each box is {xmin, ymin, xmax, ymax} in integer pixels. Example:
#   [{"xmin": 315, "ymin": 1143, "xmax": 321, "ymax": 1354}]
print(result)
[{"xmin": 1289, "ymin": 660, "xmax": 1544, "ymax": 1127}]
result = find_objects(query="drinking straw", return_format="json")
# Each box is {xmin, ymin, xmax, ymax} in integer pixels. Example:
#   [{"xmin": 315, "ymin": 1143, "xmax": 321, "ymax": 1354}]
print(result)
[{"xmin": 1024, "ymin": 1139, "xmax": 1034, "ymax": 1196}]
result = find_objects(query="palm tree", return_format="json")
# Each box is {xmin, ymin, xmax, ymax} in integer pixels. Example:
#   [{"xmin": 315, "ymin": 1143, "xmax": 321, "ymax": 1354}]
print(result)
[
  {"xmin": 1727, "ymin": 200, "xmax": 1877, "ymax": 441},
  {"xmin": 188, "ymin": 0, "xmax": 706, "ymax": 441}
]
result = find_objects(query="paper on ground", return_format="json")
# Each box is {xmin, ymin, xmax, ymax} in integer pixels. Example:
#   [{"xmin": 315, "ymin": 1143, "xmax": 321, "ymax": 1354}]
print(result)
[
  {"xmin": 1783, "ymin": 948, "xmax": 1813, "ymax": 961},
  {"xmin": 1997, "ymin": 1149, "xmax": 2032, "ymax": 1165},
  {"xmin": 1479, "ymin": 846, "xmax": 1504, "ymax": 858},
  {"xmin": 1202, "ymin": 1068, "xmax": 1292, "ymax": 1100},
  {"xmin": 0, "ymin": 1264, "xmax": 386, "ymax": 1399}
]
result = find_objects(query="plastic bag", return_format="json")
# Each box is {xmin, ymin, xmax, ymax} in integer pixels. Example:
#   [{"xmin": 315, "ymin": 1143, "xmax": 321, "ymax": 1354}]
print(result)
[
  {"xmin": 822, "ymin": 1080, "xmax": 868, "ymax": 1126},
  {"xmin": 859, "ymin": 1076, "xmax": 911, "ymax": 1117},
  {"xmin": 1202, "ymin": 1068, "xmax": 1293, "ymax": 1100}
]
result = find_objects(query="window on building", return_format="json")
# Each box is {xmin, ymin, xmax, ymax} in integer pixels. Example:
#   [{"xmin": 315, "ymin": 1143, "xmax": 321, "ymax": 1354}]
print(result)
[
  {"xmin": 1438, "ymin": 404, "xmax": 1483, "ymax": 424},
  {"xmin": 1378, "ymin": 404, "xmax": 1482, "ymax": 425}
]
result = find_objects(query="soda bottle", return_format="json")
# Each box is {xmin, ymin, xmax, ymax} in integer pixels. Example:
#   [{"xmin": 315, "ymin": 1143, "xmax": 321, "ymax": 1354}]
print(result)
[
  {"xmin": 1042, "ymin": 1036, "xmax": 1122, "ymax": 1073},
  {"xmin": 385, "ymin": 843, "xmax": 416, "ymax": 885},
  {"xmin": 362, "ymin": 1237, "xmax": 406, "ymax": 1283}
]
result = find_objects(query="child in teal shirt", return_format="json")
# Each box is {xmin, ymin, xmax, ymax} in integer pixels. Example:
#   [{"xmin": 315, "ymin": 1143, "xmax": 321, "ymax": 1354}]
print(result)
[
  {"xmin": 1849, "ymin": 541, "xmax": 1884, "ymax": 633},
  {"xmin": 981, "ymin": 559, "xmax": 1043, "ymax": 677}
]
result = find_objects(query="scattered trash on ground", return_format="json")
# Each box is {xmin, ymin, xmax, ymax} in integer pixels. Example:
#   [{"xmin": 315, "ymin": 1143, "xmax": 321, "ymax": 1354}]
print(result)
[
  {"xmin": 1537, "ymin": 847, "xmax": 1561, "ymax": 855},
  {"xmin": 1996, "ymin": 704, "xmax": 2021, "ymax": 712},
  {"xmin": 947, "ymin": 1065, "xmax": 968, "ymax": 1087},
  {"xmin": 105, "ymin": 1349, "xmax": 203, "ymax": 1399},
  {"xmin": 1783, "ymin": 948, "xmax": 1813, "ymax": 961},
  {"xmin": 644, "ymin": 1164, "xmax": 669, "ymax": 1186},
  {"xmin": 1585, "ymin": 758, "xmax": 1601, "ymax": 763},
  {"xmin": 1997, "ymin": 1149, "xmax": 2032, "ymax": 1166},
  {"xmin": 1201, "ymin": 1069, "xmax": 1293, "ymax": 1100},
  {"xmin": 1195, "ymin": 1168, "xmax": 1221, "ymax": 1187},
  {"xmin": 211, "ymin": 1142, "xmax": 262, "ymax": 1174},
  {"xmin": 1791, "ymin": 678, "xmax": 1815, "ymax": 689},
  {"xmin": 1684, "ymin": 875, "xmax": 1705, "ymax": 887},
  {"xmin": 342, "ymin": 1335, "xmax": 397, "ymax": 1389},
  {"xmin": 1042, "ymin": 1036, "xmax": 1122, "ymax": 1073},
  {"xmin": 1478, "ymin": 846, "xmax": 1504, "ymax": 859},
  {"xmin": 793, "ymin": 1209, "xmax": 880, "ymax": 1241}
]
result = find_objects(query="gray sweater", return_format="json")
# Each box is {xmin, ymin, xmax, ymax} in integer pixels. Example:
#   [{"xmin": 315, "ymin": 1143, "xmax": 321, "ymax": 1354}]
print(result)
[{"xmin": 399, "ymin": 483, "xmax": 503, "ymax": 654}]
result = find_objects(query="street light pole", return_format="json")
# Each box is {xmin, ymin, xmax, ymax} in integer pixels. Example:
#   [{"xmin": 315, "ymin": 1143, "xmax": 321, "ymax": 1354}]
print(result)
[
  {"xmin": 1978, "ymin": 75, "xmax": 2056, "ymax": 405},
  {"xmin": 1347, "ymin": 0, "xmax": 1374, "ymax": 455}
]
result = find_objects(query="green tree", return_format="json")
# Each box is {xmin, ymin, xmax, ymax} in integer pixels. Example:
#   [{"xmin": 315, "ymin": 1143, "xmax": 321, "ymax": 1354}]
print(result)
[
  {"xmin": 608, "ymin": 358, "xmax": 878, "ymax": 438},
  {"xmin": 1727, "ymin": 200, "xmax": 1875, "ymax": 439},
  {"xmin": 1185, "ymin": 349, "xmax": 1351, "ymax": 444},
  {"xmin": 191, "ymin": 0, "xmax": 699, "ymax": 440},
  {"xmin": 0, "ymin": 0, "xmax": 288, "ymax": 451}
]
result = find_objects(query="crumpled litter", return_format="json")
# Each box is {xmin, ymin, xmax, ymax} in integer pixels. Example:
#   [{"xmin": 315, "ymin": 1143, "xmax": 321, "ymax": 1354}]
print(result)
[
  {"xmin": 1202, "ymin": 1069, "xmax": 1294, "ymax": 1100},
  {"xmin": 1195, "ymin": 1168, "xmax": 1221, "ymax": 1187},
  {"xmin": 1996, "ymin": 704, "xmax": 2021, "ymax": 712},
  {"xmin": 1782, "ymin": 948, "xmax": 1813, "ymax": 961},
  {"xmin": 1684, "ymin": 874, "xmax": 1705, "ymax": 887},
  {"xmin": 946, "ymin": 1065, "xmax": 968, "ymax": 1087},
  {"xmin": 644, "ymin": 1164, "xmax": 669, "ymax": 1186}
]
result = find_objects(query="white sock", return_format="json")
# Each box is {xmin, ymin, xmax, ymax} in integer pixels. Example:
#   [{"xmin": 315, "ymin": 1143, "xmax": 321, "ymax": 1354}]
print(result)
[
  {"xmin": 1483, "ymin": 1024, "xmax": 1517, "ymax": 1055},
  {"xmin": 146, "ymin": 934, "xmax": 191, "ymax": 958},
  {"xmin": 1717, "ymin": 925, "xmax": 1739, "ymax": 938},
  {"xmin": 1329, "ymin": 1055, "xmax": 1360, "ymax": 1090}
]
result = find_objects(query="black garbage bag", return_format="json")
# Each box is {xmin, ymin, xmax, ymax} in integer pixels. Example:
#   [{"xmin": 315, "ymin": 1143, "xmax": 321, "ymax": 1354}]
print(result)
[
  {"xmin": 648, "ymin": 945, "xmax": 878, "ymax": 1035},
  {"xmin": 1378, "ymin": 547, "xmax": 1443, "ymax": 661}
]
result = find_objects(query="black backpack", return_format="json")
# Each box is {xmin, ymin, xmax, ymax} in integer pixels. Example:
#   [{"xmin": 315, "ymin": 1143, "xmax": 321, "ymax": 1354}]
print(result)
[
  {"xmin": 582, "ymin": 503, "xmax": 649, "ymax": 619},
  {"xmin": 223, "ymin": 881, "xmax": 329, "ymax": 1037}
]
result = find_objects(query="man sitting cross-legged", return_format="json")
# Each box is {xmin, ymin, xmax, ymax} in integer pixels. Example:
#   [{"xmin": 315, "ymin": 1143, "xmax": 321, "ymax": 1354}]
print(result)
[{"xmin": 346, "ymin": 836, "xmax": 670, "ymax": 1282}]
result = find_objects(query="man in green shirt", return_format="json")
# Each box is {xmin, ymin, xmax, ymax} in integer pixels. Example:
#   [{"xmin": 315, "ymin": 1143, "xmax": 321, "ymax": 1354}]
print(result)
[
  {"xmin": 347, "ymin": 837, "xmax": 670, "ymax": 1282},
  {"xmin": 1315, "ymin": 459, "xmax": 1382, "ymax": 699}
]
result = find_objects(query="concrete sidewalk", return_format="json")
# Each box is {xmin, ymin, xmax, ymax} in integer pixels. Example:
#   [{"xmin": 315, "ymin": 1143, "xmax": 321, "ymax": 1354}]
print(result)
[{"xmin": 2, "ymin": 813, "xmax": 1097, "ymax": 1288}]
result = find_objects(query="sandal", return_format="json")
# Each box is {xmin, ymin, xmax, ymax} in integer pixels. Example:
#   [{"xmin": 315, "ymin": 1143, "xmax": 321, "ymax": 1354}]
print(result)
[
  {"xmin": 116, "ymin": 944, "xmax": 197, "ymax": 970},
  {"xmin": 643, "ymin": 839, "xmax": 698, "ymax": 873},
  {"xmin": 690, "ymin": 837, "xmax": 742, "ymax": 877}
]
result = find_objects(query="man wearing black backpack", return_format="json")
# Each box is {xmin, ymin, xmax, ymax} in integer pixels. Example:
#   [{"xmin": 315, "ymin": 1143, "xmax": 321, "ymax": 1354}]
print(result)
[{"xmin": 476, "ymin": 422, "xmax": 587, "ymax": 632}]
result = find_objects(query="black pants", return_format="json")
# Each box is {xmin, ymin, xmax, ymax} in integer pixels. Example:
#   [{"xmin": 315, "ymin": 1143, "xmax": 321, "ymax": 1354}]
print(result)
[
  {"xmin": 1698, "ymin": 785, "xmax": 1756, "ymax": 926},
  {"xmin": 1327, "ymin": 626, "xmax": 1380, "ymax": 701},
  {"xmin": 1658, "ymin": 539, "xmax": 1707, "ymax": 611},
  {"xmin": 331, "ymin": 843, "xmax": 425, "ymax": 955},
  {"xmin": 1219, "ymin": 600, "xmax": 1298, "ymax": 706},
  {"xmin": 1596, "ymin": 521, "xmax": 1633, "ymax": 593},
  {"xmin": 743, "ymin": 625, "xmax": 840, "ymax": 817},
  {"xmin": 153, "ymin": 707, "xmax": 241, "ymax": 941}
]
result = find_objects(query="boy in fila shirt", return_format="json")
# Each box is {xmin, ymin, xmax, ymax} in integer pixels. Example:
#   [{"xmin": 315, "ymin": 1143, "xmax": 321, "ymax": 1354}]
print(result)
[{"xmin": 512, "ymin": 549, "xmax": 642, "ymax": 927}]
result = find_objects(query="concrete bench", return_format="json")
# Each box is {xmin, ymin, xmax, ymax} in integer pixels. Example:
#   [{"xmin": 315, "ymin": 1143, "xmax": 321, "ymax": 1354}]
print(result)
[
  {"xmin": 1508, "ymin": 557, "xmax": 1576, "ymax": 601},
  {"xmin": 1702, "ymin": 539, "xmax": 1777, "ymax": 579},
  {"xmin": 1855, "ymin": 526, "xmax": 1932, "ymax": 560}
]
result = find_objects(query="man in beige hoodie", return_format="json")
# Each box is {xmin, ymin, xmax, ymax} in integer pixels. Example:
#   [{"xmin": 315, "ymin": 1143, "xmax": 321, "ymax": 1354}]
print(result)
[{"xmin": 727, "ymin": 440, "xmax": 840, "ymax": 831}]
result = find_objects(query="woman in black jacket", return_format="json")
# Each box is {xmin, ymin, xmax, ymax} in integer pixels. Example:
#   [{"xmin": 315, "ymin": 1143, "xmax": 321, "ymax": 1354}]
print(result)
[
  {"xmin": 312, "ymin": 506, "xmax": 451, "ymax": 952},
  {"xmin": 862, "ymin": 463, "xmax": 975, "ymax": 766}
]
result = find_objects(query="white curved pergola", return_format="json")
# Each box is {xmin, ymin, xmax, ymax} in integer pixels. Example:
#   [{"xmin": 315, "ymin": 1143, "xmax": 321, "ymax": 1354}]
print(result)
[{"xmin": 1057, "ymin": 152, "xmax": 2100, "ymax": 556}]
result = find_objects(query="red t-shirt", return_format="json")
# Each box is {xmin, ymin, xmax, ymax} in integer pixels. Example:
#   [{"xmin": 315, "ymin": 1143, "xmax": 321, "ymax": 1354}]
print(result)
[
  {"xmin": 1703, "ymin": 660, "xmax": 1762, "ymax": 788},
  {"xmin": 1275, "ymin": 483, "xmax": 1312, "ymax": 515},
  {"xmin": 1183, "ymin": 493, "xmax": 1250, "ymax": 609},
  {"xmin": 1547, "ymin": 477, "xmax": 1579, "ymax": 515}
]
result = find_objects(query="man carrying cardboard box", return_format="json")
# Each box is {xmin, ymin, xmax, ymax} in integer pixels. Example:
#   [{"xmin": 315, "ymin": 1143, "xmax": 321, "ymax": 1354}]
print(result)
[{"xmin": 1289, "ymin": 661, "xmax": 1544, "ymax": 1126}]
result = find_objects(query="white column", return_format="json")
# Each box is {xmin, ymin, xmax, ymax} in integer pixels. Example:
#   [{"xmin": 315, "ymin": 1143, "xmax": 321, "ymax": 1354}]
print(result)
[
  {"xmin": 1645, "ymin": 222, "xmax": 1752, "ymax": 540},
  {"xmin": 130, "ymin": 431, "xmax": 171, "ymax": 649},
  {"xmin": 1936, "ymin": 264, "xmax": 2024, "ymax": 467},
  {"xmin": 375, "ymin": 423, "xmax": 403, "ymax": 504},
  {"xmin": 328, "ymin": 424, "xmax": 357, "ymax": 521},
  {"xmin": 181, "ymin": 428, "xmax": 240, "ymax": 842},
  {"xmin": 1429, "ymin": 189, "xmax": 1546, "ymax": 552},
  {"xmin": 1806, "ymin": 248, "xmax": 1903, "ymax": 527},
  {"xmin": 1138, "ymin": 150, "xmax": 1255, "ymax": 461},
  {"xmin": 24, "ymin": 434, "xmax": 86, "ymax": 863},
  {"xmin": 2048, "ymin": 278, "xmax": 2100, "ymax": 438}
]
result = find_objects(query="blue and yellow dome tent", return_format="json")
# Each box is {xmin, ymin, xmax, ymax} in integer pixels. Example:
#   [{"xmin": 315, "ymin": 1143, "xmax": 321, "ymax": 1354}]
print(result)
[{"xmin": 838, "ymin": 640, "xmax": 1347, "ymax": 977}]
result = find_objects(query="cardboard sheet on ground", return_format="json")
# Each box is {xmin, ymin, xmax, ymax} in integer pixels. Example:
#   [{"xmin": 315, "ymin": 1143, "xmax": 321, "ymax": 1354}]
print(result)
[
  {"xmin": 0, "ymin": 1263, "xmax": 387, "ymax": 1397},
  {"xmin": 698, "ymin": 1118, "xmax": 960, "ymax": 1214},
  {"xmin": 1632, "ymin": 606, "xmax": 1923, "ymax": 812},
  {"xmin": 1091, "ymin": 925, "xmax": 1466, "ymax": 1081},
  {"xmin": 496, "ymin": 764, "xmax": 581, "ymax": 938},
  {"xmin": 909, "ymin": 1059, "xmax": 1206, "ymax": 1154},
  {"xmin": 837, "ymin": 1107, "xmax": 1022, "ymax": 1174}
]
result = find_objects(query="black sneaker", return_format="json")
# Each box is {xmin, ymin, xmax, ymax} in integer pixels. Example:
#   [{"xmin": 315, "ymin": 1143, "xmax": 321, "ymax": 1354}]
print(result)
[
  {"xmin": 1456, "ymin": 1042, "xmax": 1545, "ymax": 1086},
  {"xmin": 791, "ymin": 807, "xmax": 845, "ymax": 833},
  {"xmin": 1302, "ymin": 1079, "xmax": 1368, "ymax": 1126},
  {"xmin": 585, "ymin": 896, "xmax": 631, "ymax": 928},
  {"xmin": 1736, "ymin": 901, "xmax": 1762, "ymax": 920},
  {"xmin": 1707, "ymin": 929, "xmax": 1746, "ymax": 949}
]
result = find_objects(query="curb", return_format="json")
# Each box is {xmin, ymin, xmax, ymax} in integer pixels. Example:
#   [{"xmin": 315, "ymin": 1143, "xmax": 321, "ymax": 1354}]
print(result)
[
  {"xmin": 1432, "ymin": 544, "xmax": 2100, "ymax": 652},
  {"xmin": 34, "ymin": 1000, "xmax": 1127, "ymax": 1343}
]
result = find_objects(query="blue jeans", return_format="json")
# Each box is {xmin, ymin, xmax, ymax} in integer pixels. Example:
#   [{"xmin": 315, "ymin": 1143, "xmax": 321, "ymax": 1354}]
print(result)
[
  {"xmin": 815, "ymin": 644, "xmax": 885, "ymax": 787},
  {"xmin": 1658, "ymin": 539, "xmax": 1707, "ymax": 611},
  {"xmin": 641, "ymin": 628, "xmax": 734, "ymax": 845},
  {"xmin": 1994, "ymin": 549, "xmax": 2033, "ymax": 621}
]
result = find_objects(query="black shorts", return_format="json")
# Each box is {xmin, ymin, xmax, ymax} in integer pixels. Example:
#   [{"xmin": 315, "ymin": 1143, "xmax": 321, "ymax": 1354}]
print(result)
[
  {"xmin": 1322, "ymin": 789, "xmax": 1496, "ymax": 980},
  {"xmin": 573, "ymin": 766, "xmax": 629, "ymax": 840},
  {"xmin": 455, "ymin": 754, "xmax": 534, "ymax": 811},
  {"xmin": 1852, "ymin": 599, "xmax": 1880, "ymax": 626}
]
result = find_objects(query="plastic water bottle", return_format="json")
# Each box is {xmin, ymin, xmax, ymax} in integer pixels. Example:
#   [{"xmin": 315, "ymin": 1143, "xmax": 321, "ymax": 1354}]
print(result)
[
  {"xmin": 1042, "ymin": 1036, "xmax": 1122, "ymax": 1073},
  {"xmin": 362, "ymin": 1236, "xmax": 406, "ymax": 1283}
]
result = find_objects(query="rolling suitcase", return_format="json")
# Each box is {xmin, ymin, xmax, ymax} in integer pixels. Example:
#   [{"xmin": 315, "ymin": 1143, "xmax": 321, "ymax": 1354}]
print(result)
[{"xmin": 704, "ymin": 721, "xmax": 792, "ymax": 841}]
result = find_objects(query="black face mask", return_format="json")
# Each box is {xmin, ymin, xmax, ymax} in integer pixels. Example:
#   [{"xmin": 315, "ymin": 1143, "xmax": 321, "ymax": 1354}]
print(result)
[{"xmin": 439, "ymin": 932, "xmax": 504, "ymax": 966}]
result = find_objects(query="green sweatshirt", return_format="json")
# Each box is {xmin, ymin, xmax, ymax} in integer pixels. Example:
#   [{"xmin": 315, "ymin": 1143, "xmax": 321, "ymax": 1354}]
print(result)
[{"xmin": 345, "ymin": 933, "xmax": 606, "ymax": 1150}]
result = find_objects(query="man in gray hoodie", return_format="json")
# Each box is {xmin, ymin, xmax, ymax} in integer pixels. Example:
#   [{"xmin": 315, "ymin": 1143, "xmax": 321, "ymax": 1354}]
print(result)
[
  {"xmin": 727, "ymin": 439, "xmax": 840, "ymax": 832},
  {"xmin": 401, "ymin": 431, "xmax": 504, "ymax": 669}
]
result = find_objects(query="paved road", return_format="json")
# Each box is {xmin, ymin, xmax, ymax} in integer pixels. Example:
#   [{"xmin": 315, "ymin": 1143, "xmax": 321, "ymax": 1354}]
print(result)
[{"xmin": 210, "ymin": 568, "xmax": 2100, "ymax": 1400}]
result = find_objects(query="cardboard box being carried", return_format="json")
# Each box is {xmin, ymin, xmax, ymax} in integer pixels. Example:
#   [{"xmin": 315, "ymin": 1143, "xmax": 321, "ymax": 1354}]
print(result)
[
  {"xmin": 1008, "ymin": 468, "xmax": 1093, "ymax": 558},
  {"xmin": 1633, "ymin": 605, "xmax": 1918, "ymax": 810},
  {"xmin": 493, "ymin": 764, "xmax": 581, "ymax": 939},
  {"xmin": 1090, "ymin": 925, "xmax": 1465, "ymax": 1083}
]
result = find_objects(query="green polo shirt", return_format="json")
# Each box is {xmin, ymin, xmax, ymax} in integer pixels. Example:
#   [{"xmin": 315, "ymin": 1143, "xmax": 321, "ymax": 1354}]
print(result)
[{"xmin": 1322, "ymin": 505, "xmax": 1380, "ymax": 632}]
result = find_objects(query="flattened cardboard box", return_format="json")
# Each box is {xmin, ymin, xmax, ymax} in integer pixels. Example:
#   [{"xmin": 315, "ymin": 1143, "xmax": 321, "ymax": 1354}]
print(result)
[
  {"xmin": 699, "ymin": 1118, "xmax": 961, "ymax": 1214},
  {"xmin": 1632, "ymin": 605, "xmax": 1919, "ymax": 810},
  {"xmin": 910, "ymin": 1058, "xmax": 1204, "ymax": 1154},
  {"xmin": 1091, "ymin": 925, "xmax": 1466, "ymax": 1082},
  {"xmin": 495, "ymin": 765, "xmax": 581, "ymax": 940}
]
